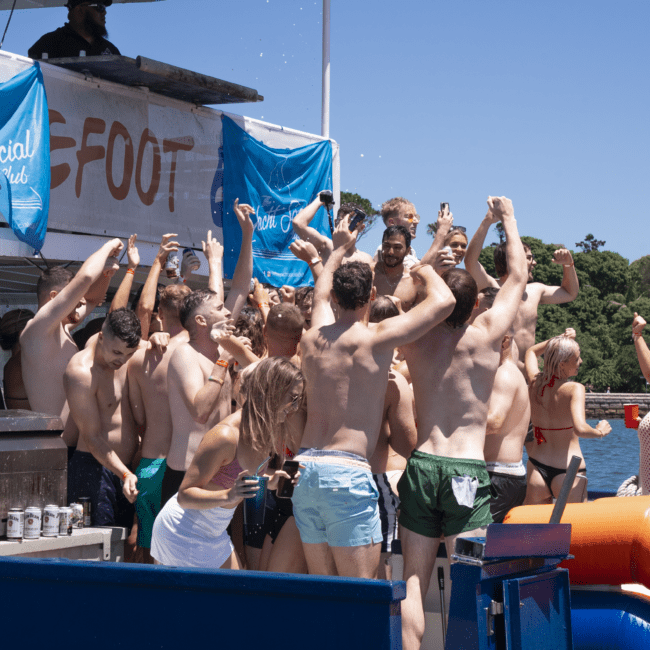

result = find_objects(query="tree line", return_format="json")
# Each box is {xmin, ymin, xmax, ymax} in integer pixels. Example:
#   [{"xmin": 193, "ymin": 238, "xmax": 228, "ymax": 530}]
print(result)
[{"xmin": 479, "ymin": 235, "xmax": 650, "ymax": 393}]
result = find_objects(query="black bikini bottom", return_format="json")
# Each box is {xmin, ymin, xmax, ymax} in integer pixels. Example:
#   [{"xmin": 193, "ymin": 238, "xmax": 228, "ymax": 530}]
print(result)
[{"xmin": 528, "ymin": 457, "xmax": 586, "ymax": 493}]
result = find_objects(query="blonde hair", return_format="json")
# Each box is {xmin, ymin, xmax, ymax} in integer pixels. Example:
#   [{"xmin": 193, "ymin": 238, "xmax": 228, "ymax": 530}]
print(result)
[
  {"xmin": 533, "ymin": 335, "xmax": 580, "ymax": 400},
  {"xmin": 381, "ymin": 197, "xmax": 416, "ymax": 224},
  {"xmin": 239, "ymin": 357, "xmax": 304, "ymax": 454}
]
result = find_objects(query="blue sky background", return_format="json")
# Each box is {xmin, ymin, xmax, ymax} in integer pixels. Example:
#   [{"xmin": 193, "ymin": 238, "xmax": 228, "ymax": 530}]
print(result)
[{"xmin": 2, "ymin": 0, "xmax": 648, "ymax": 263}]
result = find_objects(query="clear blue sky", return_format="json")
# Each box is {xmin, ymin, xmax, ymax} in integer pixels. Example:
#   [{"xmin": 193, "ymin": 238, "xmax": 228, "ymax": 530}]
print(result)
[{"xmin": 3, "ymin": 0, "xmax": 649, "ymax": 263}]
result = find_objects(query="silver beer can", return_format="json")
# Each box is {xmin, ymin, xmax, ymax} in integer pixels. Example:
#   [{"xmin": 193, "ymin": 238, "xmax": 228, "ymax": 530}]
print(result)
[
  {"xmin": 24, "ymin": 507, "xmax": 42, "ymax": 539},
  {"xmin": 42, "ymin": 505, "xmax": 60, "ymax": 537},
  {"xmin": 7, "ymin": 508, "xmax": 24, "ymax": 540},
  {"xmin": 58, "ymin": 507, "xmax": 73, "ymax": 536},
  {"xmin": 70, "ymin": 503, "xmax": 84, "ymax": 529}
]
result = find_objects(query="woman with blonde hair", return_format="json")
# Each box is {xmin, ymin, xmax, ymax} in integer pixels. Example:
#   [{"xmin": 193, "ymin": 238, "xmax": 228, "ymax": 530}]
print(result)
[
  {"xmin": 151, "ymin": 356, "xmax": 304, "ymax": 568},
  {"xmin": 524, "ymin": 328, "xmax": 611, "ymax": 504}
]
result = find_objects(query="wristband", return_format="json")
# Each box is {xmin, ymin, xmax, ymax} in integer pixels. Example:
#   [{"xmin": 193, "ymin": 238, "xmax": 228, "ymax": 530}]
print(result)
[
  {"xmin": 308, "ymin": 257, "xmax": 322, "ymax": 267},
  {"xmin": 215, "ymin": 359, "xmax": 229, "ymax": 369},
  {"xmin": 563, "ymin": 263, "xmax": 575, "ymax": 267},
  {"xmin": 258, "ymin": 302, "xmax": 270, "ymax": 309},
  {"xmin": 126, "ymin": 268, "xmax": 135, "ymax": 276},
  {"xmin": 208, "ymin": 376, "xmax": 224, "ymax": 385},
  {"xmin": 633, "ymin": 332, "xmax": 642, "ymax": 341},
  {"xmin": 122, "ymin": 471, "xmax": 131, "ymax": 480}
]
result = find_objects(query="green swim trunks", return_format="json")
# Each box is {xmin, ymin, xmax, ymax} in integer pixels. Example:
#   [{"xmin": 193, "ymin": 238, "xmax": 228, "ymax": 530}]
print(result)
[
  {"xmin": 135, "ymin": 457, "xmax": 167, "ymax": 548},
  {"xmin": 398, "ymin": 451, "xmax": 493, "ymax": 538}
]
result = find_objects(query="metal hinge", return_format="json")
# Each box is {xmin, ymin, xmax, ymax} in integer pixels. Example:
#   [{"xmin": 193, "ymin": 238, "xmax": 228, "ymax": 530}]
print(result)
[{"xmin": 485, "ymin": 600, "xmax": 504, "ymax": 637}]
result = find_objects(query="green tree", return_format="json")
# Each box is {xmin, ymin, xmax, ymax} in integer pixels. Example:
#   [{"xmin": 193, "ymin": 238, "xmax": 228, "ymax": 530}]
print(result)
[
  {"xmin": 575, "ymin": 233, "xmax": 606, "ymax": 253},
  {"xmin": 340, "ymin": 192, "xmax": 379, "ymax": 240}
]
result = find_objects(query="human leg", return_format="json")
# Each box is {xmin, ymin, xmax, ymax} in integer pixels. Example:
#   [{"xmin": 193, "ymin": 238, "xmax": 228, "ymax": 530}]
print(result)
[
  {"xmin": 524, "ymin": 459, "xmax": 553, "ymax": 505},
  {"xmin": 303, "ymin": 542, "xmax": 338, "ymax": 575},
  {"xmin": 330, "ymin": 542, "xmax": 382, "ymax": 579},
  {"xmin": 400, "ymin": 527, "xmax": 441, "ymax": 650},
  {"xmin": 266, "ymin": 517, "xmax": 308, "ymax": 574}
]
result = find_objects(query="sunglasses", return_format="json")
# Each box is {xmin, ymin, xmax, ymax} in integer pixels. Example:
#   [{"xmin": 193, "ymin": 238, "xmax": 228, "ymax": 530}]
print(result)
[
  {"xmin": 83, "ymin": 3, "xmax": 107, "ymax": 11},
  {"xmin": 449, "ymin": 225, "xmax": 467, "ymax": 234},
  {"xmin": 288, "ymin": 393, "xmax": 302, "ymax": 409}
]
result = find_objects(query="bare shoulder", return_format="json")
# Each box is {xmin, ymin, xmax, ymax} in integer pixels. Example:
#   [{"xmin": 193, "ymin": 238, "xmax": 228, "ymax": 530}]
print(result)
[
  {"xmin": 127, "ymin": 347, "xmax": 146, "ymax": 370},
  {"xmin": 562, "ymin": 381, "xmax": 585, "ymax": 398},
  {"xmin": 64, "ymin": 349, "xmax": 93, "ymax": 385},
  {"xmin": 353, "ymin": 249, "xmax": 375, "ymax": 267},
  {"xmin": 204, "ymin": 418, "xmax": 240, "ymax": 451}
]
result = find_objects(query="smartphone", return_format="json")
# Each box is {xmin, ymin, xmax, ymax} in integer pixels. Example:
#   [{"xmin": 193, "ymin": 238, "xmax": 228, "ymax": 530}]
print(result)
[
  {"xmin": 349, "ymin": 208, "xmax": 367, "ymax": 232},
  {"xmin": 440, "ymin": 202, "xmax": 449, "ymax": 213}
]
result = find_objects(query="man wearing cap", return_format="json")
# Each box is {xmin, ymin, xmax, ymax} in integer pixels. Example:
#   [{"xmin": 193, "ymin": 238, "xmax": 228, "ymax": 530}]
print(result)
[{"xmin": 28, "ymin": 1, "xmax": 120, "ymax": 60}]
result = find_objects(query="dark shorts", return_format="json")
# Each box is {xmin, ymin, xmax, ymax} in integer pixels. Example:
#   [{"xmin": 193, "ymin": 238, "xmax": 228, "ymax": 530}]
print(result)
[
  {"xmin": 134, "ymin": 458, "xmax": 167, "ymax": 548},
  {"xmin": 398, "ymin": 451, "xmax": 493, "ymax": 538},
  {"xmin": 373, "ymin": 472, "xmax": 401, "ymax": 553},
  {"xmin": 487, "ymin": 471, "xmax": 527, "ymax": 523},
  {"xmin": 160, "ymin": 465, "xmax": 185, "ymax": 509},
  {"xmin": 68, "ymin": 450, "xmax": 134, "ymax": 529}
]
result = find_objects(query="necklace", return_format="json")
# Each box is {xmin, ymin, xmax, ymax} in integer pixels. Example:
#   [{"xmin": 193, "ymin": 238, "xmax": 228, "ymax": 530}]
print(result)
[{"xmin": 381, "ymin": 262, "xmax": 403, "ymax": 290}]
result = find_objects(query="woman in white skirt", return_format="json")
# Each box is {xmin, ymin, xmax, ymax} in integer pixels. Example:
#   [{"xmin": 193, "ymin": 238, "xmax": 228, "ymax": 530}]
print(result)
[{"xmin": 151, "ymin": 357, "xmax": 304, "ymax": 569}]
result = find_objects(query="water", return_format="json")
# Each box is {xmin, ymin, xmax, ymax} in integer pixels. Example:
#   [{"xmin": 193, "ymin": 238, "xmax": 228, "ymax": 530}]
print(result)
[{"xmin": 523, "ymin": 419, "xmax": 639, "ymax": 494}]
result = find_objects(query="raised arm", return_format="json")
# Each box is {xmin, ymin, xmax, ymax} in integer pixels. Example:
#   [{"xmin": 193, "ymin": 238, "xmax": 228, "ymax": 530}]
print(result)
[
  {"xmin": 110, "ymin": 234, "xmax": 139, "ymax": 312},
  {"xmin": 464, "ymin": 210, "xmax": 501, "ymax": 290},
  {"xmin": 632, "ymin": 313, "xmax": 650, "ymax": 383},
  {"xmin": 137, "ymin": 233, "xmax": 179, "ymax": 339},
  {"xmin": 168, "ymin": 343, "xmax": 233, "ymax": 425},
  {"xmin": 419, "ymin": 206, "xmax": 453, "ymax": 267},
  {"xmin": 64, "ymin": 363, "xmax": 138, "ymax": 501},
  {"xmin": 538, "ymin": 249, "xmax": 579, "ymax": 305},
  {"xmin": 290, "ymin": 238, "xmax": 324, "ymax": 284},
  {"xmin": 203, "ymin": 230, "xmax": 224, "ymax": 301},
  {"xmin": 224, "ymin": 199, "xmax": 254, "ymax": 322},
  {"xmin": 374, "ymin": 264, "xmax": 456, "ymax": 350},
  {"xmin": 524, "ymin": 328, "xmax": 575, "ymax": 385},
  {"xmin": 218, "ymin": 335, "xmax": 260, "ymax": 368},
  {"xmin": 474, "ymin": 197, "xmax": 527, "ymax": 343},
  {"xmin": 292, "ymin": 193, "xmax": 333, "ymax": 258},
  {"xmin": 310, "ymin": 216, "xmax": 358, "ymax": 328},
  {"xmin": 24, "ymin": 239, "xmax": 122, "ymax": 339}
]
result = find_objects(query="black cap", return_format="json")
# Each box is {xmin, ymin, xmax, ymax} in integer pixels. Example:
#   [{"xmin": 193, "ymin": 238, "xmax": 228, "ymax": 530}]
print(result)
[{"xmin": 66, "ymin": 0, "xmax": 113, "ymax": 8}]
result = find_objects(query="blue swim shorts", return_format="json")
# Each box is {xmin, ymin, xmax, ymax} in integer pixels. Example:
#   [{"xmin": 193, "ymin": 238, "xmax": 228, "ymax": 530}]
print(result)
[
  {"xmin": 292, "ymin": 449, "xmax": 383, "ymax": 548},
  {"xmin": 135, "ymin": 457, "xmax": 167, "ymax": 548}
]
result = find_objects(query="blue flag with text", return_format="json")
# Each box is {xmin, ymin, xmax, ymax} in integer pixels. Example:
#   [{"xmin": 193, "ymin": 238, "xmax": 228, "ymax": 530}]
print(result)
[
  {"xmin": 0, "ymin": 64, "xmax": 50, "ymax": 253},
  {"xmin": 221, "ymin": 115, "xmax": 332, "ymax": 286}
]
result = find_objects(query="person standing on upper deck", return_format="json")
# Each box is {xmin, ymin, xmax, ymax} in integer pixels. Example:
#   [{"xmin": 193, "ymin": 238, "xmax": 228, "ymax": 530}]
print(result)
[{"xmin": 28, "ymin": 1, "xmax": 120, "ymax": 60}]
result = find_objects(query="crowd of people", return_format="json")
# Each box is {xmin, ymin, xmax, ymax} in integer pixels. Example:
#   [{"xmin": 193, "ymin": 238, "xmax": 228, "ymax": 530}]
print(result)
[{"xmin": 5, "ymin": 190, "xmax": 650, "ymax": 650}]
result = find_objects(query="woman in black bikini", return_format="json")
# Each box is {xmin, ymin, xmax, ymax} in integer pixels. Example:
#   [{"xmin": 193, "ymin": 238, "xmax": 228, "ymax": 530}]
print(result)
[{"xmin": 524, "ymin": 328, "xmax": 611, "ymax": 504}]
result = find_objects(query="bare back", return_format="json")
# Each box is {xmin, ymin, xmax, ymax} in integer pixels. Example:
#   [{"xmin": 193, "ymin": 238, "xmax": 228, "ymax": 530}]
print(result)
[
  {"xmin": 404, "ymin": 323, "xmax": 502, "ymax": 459},
  {"xmin": 128, "ymin": 332, "xmax": 189, "ymax": 459},
  {"xmin": 300, "ymin": 321, "xmax": 393, "ymax": 458},
  {"xmin": 527, "ymin": 380, "xmax": 584, "ymax": 468},
  {"xmin": 509, "ymin": 283, "xmax": 546, "ymax": 370},
  {"xmin": 167, "ymin": 342, "xmax": 232, "ymax": 471},
  {"xmin": 484, "ymin": 360, "xmax": 531, "ymax": 465}
]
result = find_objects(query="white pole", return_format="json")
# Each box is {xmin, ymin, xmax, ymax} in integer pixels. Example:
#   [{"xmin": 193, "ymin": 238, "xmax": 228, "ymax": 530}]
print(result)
[{"xmin": 321, "ymin": 0, "xmax": 330, "ymax": 139}]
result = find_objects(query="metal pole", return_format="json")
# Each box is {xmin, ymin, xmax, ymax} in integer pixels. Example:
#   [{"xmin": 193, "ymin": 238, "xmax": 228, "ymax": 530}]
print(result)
[
  {"xmin": 549, "ymin": 455, "xmax": 582, "ymax": 524},
  {"xmin": 321, "ymin": 0, "xmax": 330, "ymax": 139}
]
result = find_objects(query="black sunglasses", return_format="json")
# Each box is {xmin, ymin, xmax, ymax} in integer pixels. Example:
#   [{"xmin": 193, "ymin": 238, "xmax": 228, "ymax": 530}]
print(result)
[{"xmin": 449, "ymin": 225, "xmax": 467, "ymax": 234}]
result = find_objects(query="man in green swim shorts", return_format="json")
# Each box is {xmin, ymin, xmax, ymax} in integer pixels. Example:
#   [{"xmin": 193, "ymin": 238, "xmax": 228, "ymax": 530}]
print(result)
[{"xmin": 398, "ymin": 197, "xmax": 529, "ymax": 650}]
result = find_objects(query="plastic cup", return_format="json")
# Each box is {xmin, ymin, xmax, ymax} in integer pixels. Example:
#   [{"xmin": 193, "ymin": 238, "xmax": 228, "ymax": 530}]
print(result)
[
  {"xmin": 276, "ymin": 460, "xmax": 300, "ymax": 499},
  {"xmin": 243, "ymin": 476, "xmax": 268, "ymax": 528},
  {"xmin": 624, "ymin": 404, "xmax": 641, "ymax": 429}
]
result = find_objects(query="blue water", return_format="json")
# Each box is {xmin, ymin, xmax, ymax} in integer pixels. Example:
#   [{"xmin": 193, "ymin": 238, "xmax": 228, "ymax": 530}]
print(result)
[{"xmin": 522, "ymin": 419, "xmax": 639, "ymax": 493}]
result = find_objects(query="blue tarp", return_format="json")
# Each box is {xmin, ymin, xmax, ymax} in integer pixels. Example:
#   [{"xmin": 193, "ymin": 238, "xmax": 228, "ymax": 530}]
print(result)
[
  {"xmin": 221, "ymin": 115, "xmax": 332, "ymax": 287},
  {"xmin": 0, "ymin": 64, "xmax": 50, "ymax": 253}
]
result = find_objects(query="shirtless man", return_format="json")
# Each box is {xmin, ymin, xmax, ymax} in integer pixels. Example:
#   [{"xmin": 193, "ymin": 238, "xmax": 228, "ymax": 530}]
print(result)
[
  {"xmin": 398, "ymin": 196, "xmax": 528, "ymax": 650},
  {"xmin": 484, "ymin": 334, "xmax": 531, "ymax": 523},
  {"xmin": 163, "ymin": 208, "xmax": 252, "ymax": 507},
  {"xmin": 21, "ymin": 239, "xmax": 122, "ymax": 444},
  {"xmin": 464, "ymin": 210, "xmax": 579, "ymax": 371},
  {"xmin": 64, "ymin": 309, "xmax": 142, "ymax": 527},
  {"xmin": 292, "ymin": 192, "xmax": 374, "ymax": 267},
  {"xmin": 373, "ymin": 197, "xmax": 420, "ymax": 268},
  {"xmin": 293, "ymin": 216, "xmax": 455, "ymax": 579},
  {"xmin": 373, "ymin": 225, "xmax": 420, "ymax": 310},
  {"xmin": 127, "ymin": 284, "xmax": 191, "ymax": 560}
]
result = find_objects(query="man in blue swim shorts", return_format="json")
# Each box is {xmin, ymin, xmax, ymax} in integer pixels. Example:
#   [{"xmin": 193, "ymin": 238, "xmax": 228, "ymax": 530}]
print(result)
[
  {"xmin": 294, "ymin": 216, "xmax": 455, "ymax": 578},
  {"xmin": 398, "ymin": 197, "xmax": 528, "ymax": 650}
]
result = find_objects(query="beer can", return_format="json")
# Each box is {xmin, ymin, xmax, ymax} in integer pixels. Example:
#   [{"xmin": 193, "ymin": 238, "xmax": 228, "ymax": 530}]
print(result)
[
  {"xmin": 42, "ymin": 505, "xmax": 60, "ymax": 537},
  {"xmin": 24, "ymin": 507, "xmax": 42, "ymax": 539},
  {"xmin": 58, "ymin": 507, "xmax": 73, "ymax": 536},
  {"xmin": 164, "ymin": 253, "xmax": 179, "ymax": 279},
  {"xmin": 70, "ymin": 503, "xmax": 84, "ymax": 529},
  {"xmin": 7, "ymin": 508, "xmax": 24, "ymax": 540},
  {"xmin": 79, "ymin": 497, "xmax": 92, "ymax": 527}
]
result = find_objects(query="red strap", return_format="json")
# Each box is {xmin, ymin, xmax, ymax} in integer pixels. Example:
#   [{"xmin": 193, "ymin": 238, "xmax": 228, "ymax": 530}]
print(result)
[{"xmin": 534, "ymin": 426, "xmax": 547, "ymax": 445}]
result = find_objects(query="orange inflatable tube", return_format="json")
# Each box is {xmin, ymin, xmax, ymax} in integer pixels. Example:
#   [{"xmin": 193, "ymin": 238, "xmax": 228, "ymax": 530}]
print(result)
[{"xmin": 504, "ymin": 496, "xmax": 650, "ymax": 589}]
